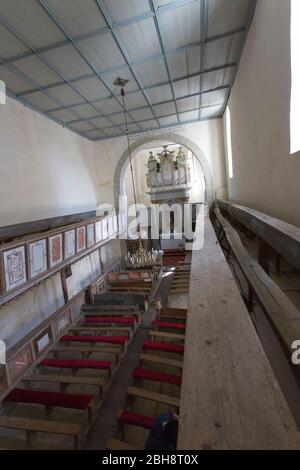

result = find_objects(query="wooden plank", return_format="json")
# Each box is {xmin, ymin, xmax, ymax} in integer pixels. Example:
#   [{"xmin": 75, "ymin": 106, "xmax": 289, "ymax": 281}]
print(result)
[
  {"xmin": 161, "ymin": 308, "xmax": 187, "ymax": 316},
  {"xmin": 70, "ymin": 327, "xmax": 132, "ymax": 335},
  {"xmin": 214, "ymin": 208, "xmax": 300, "ymax": 357},
  {"xmin": 53, "ymin": 345, "xmax": 120, "ymax": 354},
  {"xmin": 22, "ymin": 374, "xmax": 105, "ymax": 389},
  {"xmin": 0, "ymin": 211, "xmax": 96, "ymax": 242},
  {"xmin": 0, "ymin": 415, "xmax": 81, "ymax": 435},
  {"xmin": 217, "ymin": 200, "xmax": 300, "ymax": 271},
  {"xmin": 178, "ymin": 216, "xmax": 300, "ymax": 450},
  {"xmin": 127, "ymin": 386, "xmax": 180, "ymax": 408},
  {"xmin": 106, "ymin": 438, "xmax": 139, "ymax": 450},
  {"xmin": 149, "ymin": 331, "xmax": 185, "ymax": 341},
  {"xmin": 82, "ymin": 304, "xmax": 139, "ymax": 312},
  {"xmin": 139, "ymin": 353, "xmax": 183, "ymax": 369}
]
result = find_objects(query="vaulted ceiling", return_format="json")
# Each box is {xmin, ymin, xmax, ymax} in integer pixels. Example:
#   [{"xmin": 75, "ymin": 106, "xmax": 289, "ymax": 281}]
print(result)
[{"xmin": 0, "ymin": 0, "xmax": 256, "ymax": 141}]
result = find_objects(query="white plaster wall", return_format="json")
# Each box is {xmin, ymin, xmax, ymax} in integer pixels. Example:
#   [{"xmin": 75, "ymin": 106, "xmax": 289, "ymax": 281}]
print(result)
[
  {"xmin": 0, "ymin": 96, "xmax": 98, "ymax": 227},
  {"xmin": 93, "ymin": 120, "xmax": 227, "ymax": 207},
  {"xmin": 226, "ymin": 0, "xmax": 300, "ymax": 227},
  {"xmin": 0, "ymin": 273, "xmax": 64, "ymax": 348}
]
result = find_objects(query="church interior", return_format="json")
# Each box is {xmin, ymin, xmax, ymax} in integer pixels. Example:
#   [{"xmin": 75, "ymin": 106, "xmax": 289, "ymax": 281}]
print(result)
[{"xmin": 0, "ymin": 0, "xmax": 300, "ymax": 452}]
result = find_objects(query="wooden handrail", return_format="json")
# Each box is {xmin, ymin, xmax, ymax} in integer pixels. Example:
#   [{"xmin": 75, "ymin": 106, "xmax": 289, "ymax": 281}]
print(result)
[
  {"xmin": 178, "ymin": 216, "xmax": 300, "ymax": 449},
  {"xmin": 217, "ymin": 200, "xmax": 300, "ymax": 271},
  {"xmin": 214, "ymin": 207, "xmax": 300, "ymax": 361}
]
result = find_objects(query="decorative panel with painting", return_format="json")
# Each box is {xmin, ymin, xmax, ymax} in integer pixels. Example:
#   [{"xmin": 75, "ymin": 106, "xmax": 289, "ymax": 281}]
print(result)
[
  {"xmin": 28, "ymin": 239, "xmax": 47, "ymax": 279},
  {"xmin": 95, "ymin": 220, "xmax": 102, "ymax": 243},
  {"xmin": 64, "ymin": 229, "xmax": 76, "ymax": 260},
  {"xmin": 49, "ymin": 234, "xmax": 63, "ymax": 268},
  {"xmin": 76, "ymin": 226, "xmax": 86, "ymax": 253},
  {"xmin": 87, "ymin": 223, "xmax": 95, "ymax": 248},
  {"xmin": 2, "ymin": 246, "xmax": 27, "ymax": 292},
  {"xmin": 8, "ymin": 345, "xmax": 33, "ymax": 381}
]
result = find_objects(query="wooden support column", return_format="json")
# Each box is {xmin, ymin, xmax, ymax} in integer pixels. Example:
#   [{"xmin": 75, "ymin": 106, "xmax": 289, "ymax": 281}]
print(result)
[
  {"xmin": 60, "ymin": 269, "xmax": 69, "ymax": 304},
  {"xmin": 258, "ymin": 237, "xmax": 270, "ymax": 274}
]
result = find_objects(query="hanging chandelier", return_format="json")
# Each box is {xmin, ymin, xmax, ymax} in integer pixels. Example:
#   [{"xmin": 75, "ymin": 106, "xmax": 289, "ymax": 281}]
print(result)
[{"xmin": 114, "ymin": 77, "xmax": 163, "ymax": 269}]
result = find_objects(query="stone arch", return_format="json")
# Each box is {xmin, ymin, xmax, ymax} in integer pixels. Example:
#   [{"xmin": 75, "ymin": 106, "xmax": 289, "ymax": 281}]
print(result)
[{"xmin": 113, "ymin": 132, "xmax": 214, "ymax": 208}]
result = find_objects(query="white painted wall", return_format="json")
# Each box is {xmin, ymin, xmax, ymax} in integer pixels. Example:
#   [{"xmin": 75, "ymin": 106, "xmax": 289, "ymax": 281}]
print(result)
[
  {"xmin": 226, "ymin": 0, "xmax": 300, "ymax": 227},
  {"xmin": 93, "ymin": 120, "xmax": 228, "ymax": 207},
  {"xmin": 0, "ymin": 96, "xmax": 98, "ymax": 227}
]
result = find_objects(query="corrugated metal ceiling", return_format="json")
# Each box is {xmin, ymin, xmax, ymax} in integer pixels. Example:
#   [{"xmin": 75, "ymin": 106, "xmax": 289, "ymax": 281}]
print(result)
[{"xmin": 0, "ymin": 0, "xmax": 256, "ymax": 141}]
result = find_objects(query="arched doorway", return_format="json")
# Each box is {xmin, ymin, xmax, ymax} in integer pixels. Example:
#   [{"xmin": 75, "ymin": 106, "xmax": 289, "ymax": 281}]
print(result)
[{"xmin": 113, "ymin": 133, "xmax": 214, "ymax": 209}]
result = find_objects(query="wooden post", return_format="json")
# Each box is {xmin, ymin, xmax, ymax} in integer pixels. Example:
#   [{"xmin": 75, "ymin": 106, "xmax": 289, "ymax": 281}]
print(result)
[
  {"xmin": 60, "ymin": 269, "xmax": 69, "ymax": 304},
  {"xmin": 275, "ymin": 254, "xmax": 281, "ymax": 275},
  {"xmin": 258, "ymin": 237, "xmax": 270, "ymax": 274}
]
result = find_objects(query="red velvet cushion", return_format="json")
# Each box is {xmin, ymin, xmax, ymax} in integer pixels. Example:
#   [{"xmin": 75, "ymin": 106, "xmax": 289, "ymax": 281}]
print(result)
[
  {"xmin": 119, "ymin": 410, "xmax": 154, "ymax": 429},
  {"xmin": 132, "ymin": 368, "xmax": 181, "ymax": 386},
  {"xmin": 60, "ymin": 335, "xmax": 126, "ymax": 345},
  {"xmin": 41, "ymin": 358, "xmax": 112, "ymax": 370},
  {"xmin": 143, "ymin": 339, "xmax": 184, "ymax": 354},
  {"xmin": 4, "ymin": 388, "xmax": 92, "ymax": 409},
  {"xmin": 151, "ymin": 320, "xmax": 186, "ymax": 330},
  {"xmin": 85, "ymin": 316, "xmax": 136, "ymax": 325}
]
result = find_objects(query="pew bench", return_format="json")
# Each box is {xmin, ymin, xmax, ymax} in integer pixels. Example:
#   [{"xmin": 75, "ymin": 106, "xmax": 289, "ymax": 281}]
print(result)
[
  {"xmin": 132, "ymin": 368, "xmax": 181, "ymax": 386},
  {"xmin": 143, "ymin": 340, "xmax": 184, "ymax": 355},
  {"xmin": 139, "ymin": 353, "xmax": 183, "ymax": 370},
  {"xmin": 22, "ymin": 374, "xmax": 105, "ymax": 396},
  {"xmin": 149, "ymin": 331, "xmax": 185, "ymax": 342},
  {"xmin": 40, "ymin": 358, "xmax": 112, "ymax": 377},
  {"xmin": 126, "ymin": 386, "xmax": 180, "ymax": 411},
  {"xmin": 4, "ymin": 388, "xmax": 95, "ymax": 423},
  {"xmin": 60, "ymin": 335, "xmax": 127, "ymax": 350},
  {"xmin": 106, "ymin": 438, "xmax": 139, "ymax": 451},
  {"xmin": 52, "ymin": 345, "xmax": 121, "ymax": 362},
  {"xmin": 117, "ymin": 409, "xmax": 154, "ymax": 430},
  {"xmin": 151, "ymin": 320, "xmax": 186, "ymax": 331},
  {"xmin": 0, "ymin": 416, "xmax": 82, "ymax": 450},
  {"xmin": 70, "ymin": 326, "xmax": 133, "ymax": 339}
]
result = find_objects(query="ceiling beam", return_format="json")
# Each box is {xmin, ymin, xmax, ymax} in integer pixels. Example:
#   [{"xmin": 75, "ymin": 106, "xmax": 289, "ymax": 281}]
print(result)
[
  {"xmin": 16, "ymin": 62, "xmax": 237, "ymax": 98},
  {"xmin": 38, "ymin": 0, "xmax": 142, "ymax": 132},
  {"xmin": 95, "ymin": 0, "xmax": 160, "ymax": 127},
  {"xmin": 221, "ymin": 0, "xmax": 257, "ymax": 117},
  {"xmin": 148, "ymin": 0, "xmax": 180, "ymax": 123}
]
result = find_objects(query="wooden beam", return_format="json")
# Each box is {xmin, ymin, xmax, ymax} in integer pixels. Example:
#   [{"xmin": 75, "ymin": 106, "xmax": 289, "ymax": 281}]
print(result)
[
  {"xmin": 0, "ymin": 211, "xmax": 96, "ymax": 243},
  {"xmin": 217, "ymin": 200, "xmax": 300, "ymax": 271},
  {"xmin": 214, "ymin": 207, "xmax": 300, "ymax": 357}
]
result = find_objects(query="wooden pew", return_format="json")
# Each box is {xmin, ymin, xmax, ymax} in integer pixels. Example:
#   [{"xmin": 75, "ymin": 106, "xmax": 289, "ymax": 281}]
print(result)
[
  {"xmin": 53, "ymin": 345, "xmax": 121, "ymax": 362},
  {"xmin": 22, "ymin": 374, "xmax": 105, "ymax": 395},
  {"xmin": 0, "ymin": 416, "xmax": 81, "ymax": 450},
  {"xmin": 127, "ymin": 386, "xmax": 180, "ymax": 410},
  {"xmin": 106, "ymin": 438, "xmax": 139, "ymax": 450},
  {"xmin": 149, "ymin": 331, "xmax": 185, "ymax": 342},
  {"xmin": 139, "ymin": 353, "xmax": 183, "ymax": 370}
]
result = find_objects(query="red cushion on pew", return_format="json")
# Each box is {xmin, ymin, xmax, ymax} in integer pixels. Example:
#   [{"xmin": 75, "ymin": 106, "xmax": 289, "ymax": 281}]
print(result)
[
  {"xmin": 151, "ymin": 320, "xmax": 186, "ymax": 330},
  {"xmin": 142, "ymin": 339, "xmax": 184, "ymax": 354},
  {"xmin": 119, "ymin": 410, "xmax": 154, "ymax": 429},
  {"xmin": 41, "ymin": 358, "xmax": 112, "ymax": 370},
  {"xmin": 60, "ymin": 335, "xmax": 127, "ymax": 345},
  {"xmin": 132, "ymin": 368, "xmax": 181, "ymax": 386},
  {"xmin": 85, "ymin": 316, "xmax": 136, "ymax": 325},
  {"xmin": 4, "ymin": 388, "xmax": 92, "ymax": 410}
]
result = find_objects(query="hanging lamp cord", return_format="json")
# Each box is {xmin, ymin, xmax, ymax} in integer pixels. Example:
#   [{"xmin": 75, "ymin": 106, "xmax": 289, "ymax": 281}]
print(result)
[{"xmin": 121, "ymin": 88, "xmax": 141, "ymax": 241}]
